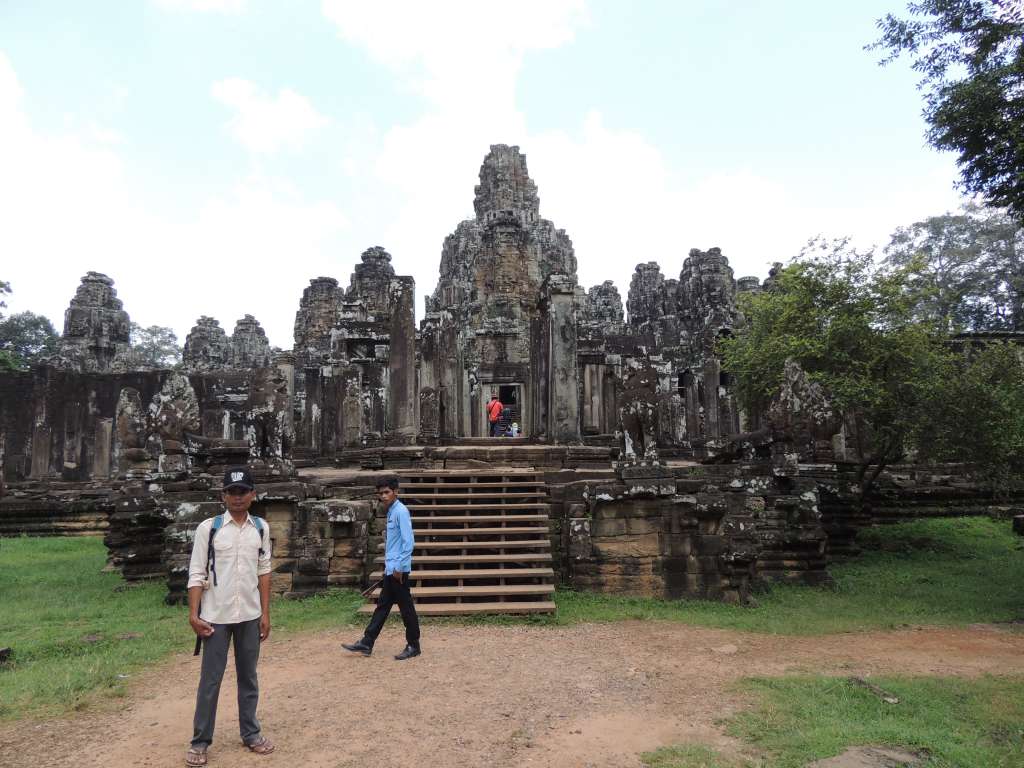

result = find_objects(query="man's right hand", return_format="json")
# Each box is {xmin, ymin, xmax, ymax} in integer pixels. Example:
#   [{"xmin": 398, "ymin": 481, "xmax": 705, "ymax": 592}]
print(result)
[
  {"xmin": 391, "ymin": 571, "xmax": 404, "ymax": 584},
  {"xmin": 190, "ymin": 616, "xmax": 215, "ymax": 637}
]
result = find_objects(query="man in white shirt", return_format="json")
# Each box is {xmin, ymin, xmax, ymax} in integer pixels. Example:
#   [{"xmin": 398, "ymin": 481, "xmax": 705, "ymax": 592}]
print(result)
[{"xmin": 185, "ymin": 467, "xmax": 274, "ymax": 767}]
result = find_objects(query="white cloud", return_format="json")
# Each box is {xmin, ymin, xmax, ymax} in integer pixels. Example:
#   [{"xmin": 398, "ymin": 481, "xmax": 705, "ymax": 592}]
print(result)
[
  {"xmin": 211, "ymin": 78, "xmax": 329, "ymax": 153},
  {"xmin": 322, "ymin": 0, "xmax": 587, "ymax": 111},
  {"xmin": 154, "ymin": 0, "xmax": 247, "ymax": 13},
  {"xmin": 320, "ymin": 0, "xmax": 965, "ymax": 317},
  {"xmin": 0, "ymin": 53, "xmax": 348, "ymax": 347}
]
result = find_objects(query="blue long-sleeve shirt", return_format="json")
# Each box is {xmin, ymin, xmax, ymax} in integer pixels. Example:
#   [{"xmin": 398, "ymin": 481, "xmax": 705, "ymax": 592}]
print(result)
[{"xmin": 384, "ymin": 499, "xmax": 414, "ymax": 575}]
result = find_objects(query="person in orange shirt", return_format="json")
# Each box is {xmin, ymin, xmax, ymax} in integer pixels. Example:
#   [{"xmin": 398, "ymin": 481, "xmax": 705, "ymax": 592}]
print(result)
[{"xmin": 486, "ymin": 394, "xmax": 503, "ymax": 437}]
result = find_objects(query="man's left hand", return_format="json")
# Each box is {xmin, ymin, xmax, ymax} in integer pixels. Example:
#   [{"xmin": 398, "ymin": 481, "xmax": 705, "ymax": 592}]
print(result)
[
  {"xmin": 391, "ymin": 571, "xmax": 404, "ymax": 584},
  {"xmin": 259, "ymin": 613, "xmax": 271, "ymax": 641}
]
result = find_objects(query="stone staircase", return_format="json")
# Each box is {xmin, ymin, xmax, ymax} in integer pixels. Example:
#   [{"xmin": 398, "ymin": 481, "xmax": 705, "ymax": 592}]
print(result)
[{"xmin": 360, "ymin": 470, "xmax": 556, "ymax": 616}]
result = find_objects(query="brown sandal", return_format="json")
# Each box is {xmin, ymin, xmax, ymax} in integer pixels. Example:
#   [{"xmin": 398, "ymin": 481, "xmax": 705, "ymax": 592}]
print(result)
[
  {"xmin": 246, "ymin": 736, "xmax": 275, "ymax": 755},
  {"xmin": 185, "ymin": 747, "xmax": 208, "ymax": 767}
]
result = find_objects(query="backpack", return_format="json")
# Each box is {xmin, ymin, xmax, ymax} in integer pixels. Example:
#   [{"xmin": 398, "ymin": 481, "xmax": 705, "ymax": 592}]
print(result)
[{"xmin": 205, "ymin": 513, "xmax": 266, "ymax": 587}]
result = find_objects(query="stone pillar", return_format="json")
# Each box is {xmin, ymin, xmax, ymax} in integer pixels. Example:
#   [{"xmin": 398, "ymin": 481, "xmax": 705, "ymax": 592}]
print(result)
[
  {"xmin": 342, "ymin": 372, "xmax": 362, "ymax": 448},
  {"xmin": 545, "ymin": 274, "xmax": 581, "ymax": 443},
  {"xmin": 93, "ymin": 418, "xmax": 113, "ymax": 479},
  {"xmin": 274, "ymin": 352, "xmax": 296, "ymax": 434},
  {"xmin": 30, "ymin": 426, "xmax": 51, "ymax": 479},
  {"xmin": 387, "ymin": 276, "xmax": 417, "ymax": 443},
  {"xmin": 704, "ymin": 357, "xmax": 721, "ymax": 439}
]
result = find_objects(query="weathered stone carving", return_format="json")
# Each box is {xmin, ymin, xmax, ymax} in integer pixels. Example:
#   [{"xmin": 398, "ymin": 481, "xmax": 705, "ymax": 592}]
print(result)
[
  {"xmin": 183, "ymin": 316, "xmax": 230, "ymax": 372},
  {"xmin": 52, "ymin": 272, "xmax": 132, "ymax": 372},
  {"xmin": 293, "ymin": 277, "xmax": 345, "ymax": 369},
  {"xmin": 579, "ymin": 281, "xmax": 626, "ymax": 337},
  {"xmin": 230, "ymin": 314, "xmax": 272, "ymax": 369},
  {"xmin": 618, "ymin": 361, "xmax": 660, "ymax": 465}
]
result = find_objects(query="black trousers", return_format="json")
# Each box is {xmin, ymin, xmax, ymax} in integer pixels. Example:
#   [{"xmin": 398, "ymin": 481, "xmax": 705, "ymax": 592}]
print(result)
[
  {"xmin": 362, "ymin": 572, "xmax": 420, "ymax": 649},
  {"xmin": 191, "ymin": 618, "xmax": 262, "ymax": 749}
]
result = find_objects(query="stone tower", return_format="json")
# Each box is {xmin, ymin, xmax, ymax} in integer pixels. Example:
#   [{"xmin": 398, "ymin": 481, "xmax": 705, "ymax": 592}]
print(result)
[
  {"xmin": 54, "ymin": 272, "xmax": 132, "ymax": 372},
  {"xmin": 420, "ymin": 145, "xmax": 580, "ymax": 442}
]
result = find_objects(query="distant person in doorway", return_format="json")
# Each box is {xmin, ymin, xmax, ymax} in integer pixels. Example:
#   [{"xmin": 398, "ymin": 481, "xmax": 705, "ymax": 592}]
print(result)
[
  {"xmin": 487, "ymin": 394, "xmax": 503, "ymax": 437},
  {"xmin": 342, "ymin": 477, "xmax": 421, "ymax": 660},
  {"xmin": 185, "ymin": 466, "xmax": 274, "ymax": 767}
]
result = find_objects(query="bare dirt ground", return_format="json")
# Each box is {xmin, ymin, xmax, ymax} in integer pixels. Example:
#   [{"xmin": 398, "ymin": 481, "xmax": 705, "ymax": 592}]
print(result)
[{"xmin": 3, "ymin": 622, "xmax": 1023, "ymax": 768}]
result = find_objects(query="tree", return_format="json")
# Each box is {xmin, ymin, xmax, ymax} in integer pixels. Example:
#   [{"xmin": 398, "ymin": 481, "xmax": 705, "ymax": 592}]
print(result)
[
  {"xmin": 912, "ymin": 340, "xmax": 1024, "ymax": 489},
  {"xmin": 130, "ymin": 323, "xmax": 182, "ymax": 368},
  {"xmin": 720, "ymin": 237, "xmax": 1006, "ymax": 499},
  {"xmin": 870, "ymin": 1, "xmax": 1024, "ymax": 219},
  {"xmin": 0, "ymin": 311, "xmax": 59, "ymax": 370},
  {"xmin": 883, "ymin": 202, "xmax": 1024, "ymax": 330}
]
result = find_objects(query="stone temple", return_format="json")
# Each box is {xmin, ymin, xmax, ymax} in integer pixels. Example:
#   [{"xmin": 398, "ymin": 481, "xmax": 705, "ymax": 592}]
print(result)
[{"xmin": 4, "ymin": 144, "xmax": 998, "ymax": 611}]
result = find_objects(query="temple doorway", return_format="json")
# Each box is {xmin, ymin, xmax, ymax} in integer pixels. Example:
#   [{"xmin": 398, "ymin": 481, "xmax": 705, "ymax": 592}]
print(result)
[
  {"xmin": 480, "ymin": 383, "xmax": 523, "ymax": 437},
  {"xmin": 498, "ymin": 384, "xmax": 521, "ymax": 431}
]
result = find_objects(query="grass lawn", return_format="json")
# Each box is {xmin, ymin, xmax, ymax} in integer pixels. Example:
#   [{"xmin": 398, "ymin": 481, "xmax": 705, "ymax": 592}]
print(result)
[
  {"xmin": 1, "ymin": 516, "xmax": 1022, "ymax": 721},
  {"xmin": 524, "ymin": 516, "xmax": 1024, "ymax": 633},
  {"xmin": 0, "ymin": 536, "xmax": 363, "ymax": 720},
  {"xmin": 642, "ymin": 674, "xmax": 1024, "ymax": 767}
]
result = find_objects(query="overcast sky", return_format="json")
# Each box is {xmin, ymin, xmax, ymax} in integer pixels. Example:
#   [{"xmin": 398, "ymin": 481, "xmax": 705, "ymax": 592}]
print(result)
[{"xmin": 1, "ymin": 0, "xmax": 964, "ymax": 348}]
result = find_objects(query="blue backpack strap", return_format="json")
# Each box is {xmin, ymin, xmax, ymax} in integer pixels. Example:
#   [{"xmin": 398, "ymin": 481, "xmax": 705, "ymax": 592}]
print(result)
[
  {"xmin": 252, "ymin": 516, "xmax": 265, "ymax": 557},
  {"xmin": 207, "ymin": 514, "xmax": 225, "ymax": 587}
]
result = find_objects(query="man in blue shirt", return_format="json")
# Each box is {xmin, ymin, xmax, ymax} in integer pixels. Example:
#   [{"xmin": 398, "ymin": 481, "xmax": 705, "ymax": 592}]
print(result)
[{"xmin": 342, "ymin": 477, "xmax": 421, "ymax": 660}]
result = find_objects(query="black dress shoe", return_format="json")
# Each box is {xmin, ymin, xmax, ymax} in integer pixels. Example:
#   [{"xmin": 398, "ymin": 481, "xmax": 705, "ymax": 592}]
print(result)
[
  {"xmin": 342, "ymin": 640, "xmax": 373, "ymax": 656},
  {"xmin": 394, "ymin": 645, "xmax": 421, "ymax": 661}
]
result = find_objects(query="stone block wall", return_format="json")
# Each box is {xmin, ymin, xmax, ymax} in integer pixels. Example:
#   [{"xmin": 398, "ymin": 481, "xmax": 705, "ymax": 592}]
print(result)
[
  {"xmin": 162, "ymin": 482, "xmax": 374, "ymax": 602},
  {"xmin": 561, "ymin": 464, "xmax": 828, "ymax": 603}
]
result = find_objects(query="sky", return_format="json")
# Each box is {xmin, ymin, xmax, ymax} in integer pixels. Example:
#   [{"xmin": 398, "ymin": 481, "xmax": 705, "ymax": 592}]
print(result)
[{"xmin": 0, "ymin": 0, "xmax": 966, "ymax": 348}]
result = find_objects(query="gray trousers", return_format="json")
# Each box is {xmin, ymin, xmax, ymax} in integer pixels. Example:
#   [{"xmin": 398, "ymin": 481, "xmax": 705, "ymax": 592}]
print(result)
[{"xmin": 191, "ymin": 618, "xmax": 262, "ymax": 749}]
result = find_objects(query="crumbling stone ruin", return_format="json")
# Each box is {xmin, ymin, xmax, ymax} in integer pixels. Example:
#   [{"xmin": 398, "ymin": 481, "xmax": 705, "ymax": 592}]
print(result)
[
  {"xmin": 50, "ymin": 271, "xmax": 132, "ymax": 373},
  {"xmin": 4, "ymin": 142, "xmax": 1021, "ymax": 608}
]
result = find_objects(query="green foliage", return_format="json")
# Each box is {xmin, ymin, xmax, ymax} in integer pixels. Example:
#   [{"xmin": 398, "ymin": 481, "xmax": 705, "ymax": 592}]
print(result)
[
  {"xmin": 912, "ymin": 341, "xmax": 1024, "ymax": 488},
  {"xmin": 870, "ymin": 1, "xmax": 1024, "ymax": 219},
  {"xmin": 0, "ymin": 279, "xmax": 9, "ymax": 310},
  {"xmin": 129, "ymin": 322, "xmax": 182, "ymax": 368},
  {"xmin": 731, "ymin": 675, "xmax": 1024, "ymax": 767},
  {"xmin": 0, "ymin": 536, "xmax": 363, "ymax": 720},
  {"xmin": 0, "ymin": 311, "xmax": 59, "ymax": 370},
  {"xmin": 0, "ymin": 350, "xmax": 19, "ymax": 372},
  {"xmin": 884, "ymin": 203, "xmax": 1024, "ymax": 331},
  {"xmin": 720, "ymin": 239, "xmax": 948, "ymax": 484},
  {"xmin": 722, "ymin": 237, "xmax": 1024, "ymax": 488},
  {"xmin": 642, "ymin": 744, "xmax": 750, "ymax": 768}
]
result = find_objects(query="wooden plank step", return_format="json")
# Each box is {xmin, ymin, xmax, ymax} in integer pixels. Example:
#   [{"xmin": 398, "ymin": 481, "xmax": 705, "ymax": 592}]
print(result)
[
  {"xmin": 403, "ymin": 503, "xmax": 549, "ymax": 511},
  {"xmin": 414, "ymin": 527, "xmax": 548, "ymax": 536},
  {"xmin": 410, "ymin": 515, "xmax": 549, "ymax": 523},
  {"xmin": 396, "ymin": 482, "xmax": 544, "ymax": 488},
  {"xmin": 374, "ymin": 554, "xmax": 552, "ymax": 564},
  {"xmin": 401, "ymin": 470, "xmax": 539, "ymax": 476},
  {"xmin": 411, "ymin": 540, "xmax": 550, "ymax": 550},
  {"xmin": 368, "ymin": 584, "xmax": 555, "ymax": 598},
  {"xmin": 401, "ymin": 495, "xmax": 544, "ymax": 501},
  {"xmin": 369, "ymin": 568, "xmax": 554, "ymax": 580},
  {"xmin": 358, "ymin": 601, "xmax": 556, "ymax": 615}
]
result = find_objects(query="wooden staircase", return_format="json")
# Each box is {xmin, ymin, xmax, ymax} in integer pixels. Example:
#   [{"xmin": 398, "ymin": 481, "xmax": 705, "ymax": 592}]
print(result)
[{"xmin": 360, "ymin": 471, "xmax": 556, "ymax": 616}]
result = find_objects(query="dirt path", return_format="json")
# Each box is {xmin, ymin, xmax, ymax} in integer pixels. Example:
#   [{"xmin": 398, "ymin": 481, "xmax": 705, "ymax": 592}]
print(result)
[{"xmin": 3, "ymin": 622, "xmax": 1023, "ymax": 768}]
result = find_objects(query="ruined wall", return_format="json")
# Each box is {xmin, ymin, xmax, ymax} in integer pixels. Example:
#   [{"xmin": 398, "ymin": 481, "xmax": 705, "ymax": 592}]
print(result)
[
  {"xmin": 163, "ymin": 481, "xmax": 374, "ymax": 602},
  {"xmin": 0, "ymin": 365, "xmax": 295, "ymax": 486},
  {"xmin": 290, "ymin": 248, "xmax": 416, "ymax": 458},
  {"xmin": 561, "ymin": 464, "xmax": 828, "ymax": 602}
]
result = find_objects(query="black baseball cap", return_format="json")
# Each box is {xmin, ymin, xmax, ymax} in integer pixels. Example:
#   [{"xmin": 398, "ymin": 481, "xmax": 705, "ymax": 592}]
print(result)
[{"xmin": 222, "ymin": 466, "xmax": 255, "ymax": 491}]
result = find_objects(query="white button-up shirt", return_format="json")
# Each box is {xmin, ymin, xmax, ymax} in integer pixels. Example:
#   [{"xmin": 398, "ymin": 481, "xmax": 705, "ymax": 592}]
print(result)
[{"xmin": 187, "ymin": 511, "xmax": 272, "ymax": 625}]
